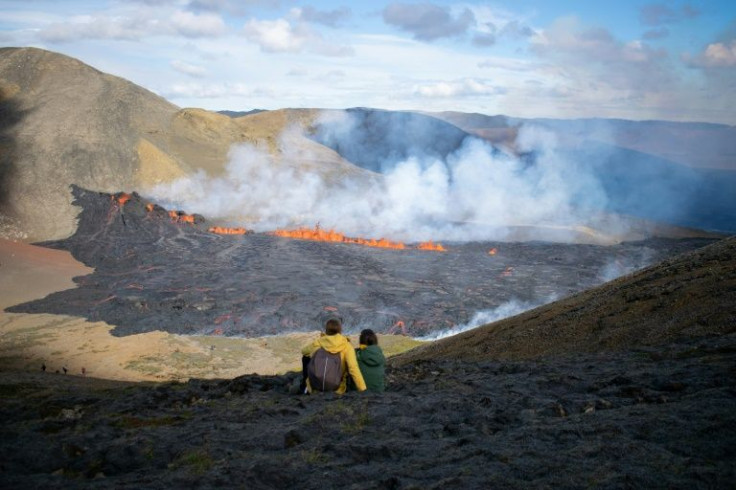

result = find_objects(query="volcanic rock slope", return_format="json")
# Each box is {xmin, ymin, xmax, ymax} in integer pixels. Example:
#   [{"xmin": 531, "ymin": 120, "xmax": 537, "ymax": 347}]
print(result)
[
  {"xmin": 396, "ymin": 236, "xmax": 736, "ymax": 364},
  {"xmin": 1, "ymin": 238, "xmax": 734, "ymax": 488}
]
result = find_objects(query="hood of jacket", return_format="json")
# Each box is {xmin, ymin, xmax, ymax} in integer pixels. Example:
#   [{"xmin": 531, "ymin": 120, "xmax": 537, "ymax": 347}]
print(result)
[
  {"xmin": 317, "ymin": 334, "xmax": 352, "ymax": 354},
  {"xmin": 357, "ymin": 345, "xmax": 385, "ymax": 367}
]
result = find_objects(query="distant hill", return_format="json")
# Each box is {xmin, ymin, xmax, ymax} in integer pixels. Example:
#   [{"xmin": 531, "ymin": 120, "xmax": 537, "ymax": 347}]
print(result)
[
  {"xmin": 395, "ymin": 236, "xmax": 736, "ymax": 364},
  {"xmin": 429, "ymin": 111, "xmax": 736, "ymax": 170},
  {"xmin": 427, "ymin": 112, "xmax": 736, "ymax": 233},
  {"xmin": 309, "ymin": 108, "xmax": 476, "ymax": 174},
  {"xmin": 218, "ymin": 109, "xmax": 266, "ymax": 118}
]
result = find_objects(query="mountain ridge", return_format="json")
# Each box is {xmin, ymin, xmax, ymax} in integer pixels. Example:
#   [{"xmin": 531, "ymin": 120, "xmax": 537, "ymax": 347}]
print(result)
[{"xmin": 1, "ymin": 47, "xmax": 733, "ymax": 241}]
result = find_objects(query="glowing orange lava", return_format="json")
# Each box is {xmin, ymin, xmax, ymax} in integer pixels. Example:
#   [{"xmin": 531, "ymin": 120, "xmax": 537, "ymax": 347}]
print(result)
[
  {"xmin": 488, "ymin": 248, "xmax": 497, "ymax": 255},
  {"xmin": 113, "ymin": 193, "xmax": 132, "ymax": 206},
  {"xmin": 209, "ymin": 226, "xmax": 249, "ymax": 235},
  {"xmin": 416, "ymin": 241, "xmax": 447, "ymax": 252},
  {"xmin": 168, "ymin": 210, "xmax": 196, "ymax": 224},
  {"xmin": 271, "ymin": 226, "xmax": 407, "ymax": 250},
  {"xmin": 271, "ymin": 225, "xmax": 449, "ymax": 251}
]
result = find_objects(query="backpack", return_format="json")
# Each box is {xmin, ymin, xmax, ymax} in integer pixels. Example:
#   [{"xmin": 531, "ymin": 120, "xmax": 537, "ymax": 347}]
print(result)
[{"xmin": 308, "ymin": 348, "xmax": 343, "ymax": 392}]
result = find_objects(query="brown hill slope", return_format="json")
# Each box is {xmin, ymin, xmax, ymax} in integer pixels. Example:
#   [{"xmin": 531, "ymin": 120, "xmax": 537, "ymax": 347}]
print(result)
[
  {"xmin": 0, "ymin": 48, "xmax": 356, "ymax": 241},
  {"xmin": 0, "ymin": 47, "xmax": 182, "ymax": 240},
  {"xmin": 394, "ymin": 236, "xmax": 736, "ymax": 364}
]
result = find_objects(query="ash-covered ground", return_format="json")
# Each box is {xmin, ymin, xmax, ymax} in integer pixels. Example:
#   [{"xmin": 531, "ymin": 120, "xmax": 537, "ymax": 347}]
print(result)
[
  {"xmin": 9, "ymin": 186, "xmax": 718, "ymax": 338},
  {"xmin": 1, "ymin": 333, "xmax": 734, "ymax": 489}
]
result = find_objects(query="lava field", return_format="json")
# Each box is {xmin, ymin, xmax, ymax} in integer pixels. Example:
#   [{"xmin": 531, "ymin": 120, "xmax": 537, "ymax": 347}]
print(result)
[{"xmin": 8, "ymin": 186, "xmax": 718, "ymax": 338}]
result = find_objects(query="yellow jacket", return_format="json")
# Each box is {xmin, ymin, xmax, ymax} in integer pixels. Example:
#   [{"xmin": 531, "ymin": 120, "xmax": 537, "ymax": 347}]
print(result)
[{"xmin": 302, "ymin": 334, "xmax": 367, "ymax": 394}]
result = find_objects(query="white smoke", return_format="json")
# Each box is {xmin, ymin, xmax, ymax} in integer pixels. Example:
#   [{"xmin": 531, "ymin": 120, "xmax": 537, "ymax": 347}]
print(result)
[
  {"xmin": 597, "ymin": 246, "xmax": 655, "ymax": 282},
  {"xmin": 416, "ymin": 297, "xmax": 551, "ymax": 341},
  {"xmin": 148, "ymin": 110, "xmax": 610, "ymax": 242}
]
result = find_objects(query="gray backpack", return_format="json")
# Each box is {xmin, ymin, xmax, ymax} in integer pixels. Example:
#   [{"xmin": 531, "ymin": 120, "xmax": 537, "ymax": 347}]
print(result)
[{"xmin": 308, "ymin": 348, "xmax": 343, "ymax": 392}]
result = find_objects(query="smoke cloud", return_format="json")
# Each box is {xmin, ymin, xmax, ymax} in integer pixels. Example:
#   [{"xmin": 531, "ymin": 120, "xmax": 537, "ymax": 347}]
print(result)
[
  {"xmin": 417, "ymin": 297, "xmax": 552, "ymax": 341},
  {"xmin": 149, "ymin": 110, "xmax": 614, "ymax": 243}
]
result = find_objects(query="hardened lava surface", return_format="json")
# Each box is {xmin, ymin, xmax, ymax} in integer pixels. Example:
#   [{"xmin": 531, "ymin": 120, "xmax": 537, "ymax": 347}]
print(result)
[{"xmin": 8, "ymin": 186, "xmax": 718, "ymax": 337}]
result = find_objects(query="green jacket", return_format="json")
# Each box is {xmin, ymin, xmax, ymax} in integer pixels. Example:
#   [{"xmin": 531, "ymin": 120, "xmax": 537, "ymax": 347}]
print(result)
[{"xmin": 356, "ymin": 345, "xmax": 386, "ymax": 393}]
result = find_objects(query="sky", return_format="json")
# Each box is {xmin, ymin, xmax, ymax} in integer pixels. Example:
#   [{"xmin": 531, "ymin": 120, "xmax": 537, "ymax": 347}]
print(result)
[{"xmin": 1, "ymin": 0, "xmax": 735, "ymax": 124}]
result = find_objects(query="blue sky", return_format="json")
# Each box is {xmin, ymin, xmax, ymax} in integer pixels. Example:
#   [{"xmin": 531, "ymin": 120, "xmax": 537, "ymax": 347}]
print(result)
[{"xmin": 1, "ymin": 0, "xmax": 735, "ymax": 123}]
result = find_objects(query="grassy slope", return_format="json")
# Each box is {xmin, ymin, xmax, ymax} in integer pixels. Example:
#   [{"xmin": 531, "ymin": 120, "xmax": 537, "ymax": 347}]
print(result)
[{"xmin": 395, "ymin": 236, "xmax": 736, "ymax": 364}]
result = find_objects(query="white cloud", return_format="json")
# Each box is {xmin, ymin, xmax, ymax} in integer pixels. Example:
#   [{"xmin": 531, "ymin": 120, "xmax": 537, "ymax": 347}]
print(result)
[
  {"xmin": 382, "ymin": 2, "xmax": 475, "ymax": 41},
  {"xmin": 170, "ymin": 59, "xmax": 207, "ymax": 77},
  {"xmin": 684, "ymin": 40, "xmax": 736, "ymax": 68},
  {"xmin": 170, "ymin": 10, "xmax": 227, "ymax": 37},
  {"xmin": 35, "ymin": 8, "xmax": 226, "ymax": 42},
  {"xmin": 296, "ymin": 6, "xmax": 351, "ymax": 28},
  {"xmin": 241, "ymin": 17, "xmax": 353, "ymax": 56},
  {"xmin": 242, "ymin": 18, "xmax": 305, "ymax": 52},
  {"xmin": 414, "ymin": 78, "xmax": 502, "ymax": 98},
  {"xmin": 38, "ymin": 14, "xmax": 153, "ymax": 42},
  {"xmin": 164, "ymin": 81, "xmax": 271, "ymax": 99},
  {"xmin": 531, "ymin": 16, "xmax": 673, "ymax": 91}
]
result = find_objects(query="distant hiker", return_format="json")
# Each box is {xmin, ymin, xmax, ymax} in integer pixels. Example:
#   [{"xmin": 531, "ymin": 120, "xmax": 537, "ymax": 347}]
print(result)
[
  {"xmin": 301, "ymin": 318, "xmax": 366, "ymax": 394},
  {"xmin": 41, "ymin": 363, "xmax": 46, "ymax": 372},
  {"xmin": 81, "ymin": 367, "xmax": 86, "ymax": 376},
  {"xmin": 62, "ymin": 366, "xmax": 67, "ymax": 375},
  {"xmin": 356, "ymin": 329, "xmax": 386, "ymax": 393}
]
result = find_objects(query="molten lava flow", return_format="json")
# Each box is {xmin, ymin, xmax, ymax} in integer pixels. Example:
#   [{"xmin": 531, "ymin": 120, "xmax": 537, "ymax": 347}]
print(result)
[
  {"xmin": 416, "ymin": 241, "xmax": 447, "ymax": 252},
  {"xmin": 270, "ymin": 225, "xmax": 450, "ymax": 252},
  {"xmin": 270, "ymin": 226, "xmax": 407, "ymax": 250},
  {"xmin": 209, "ymin": 226, "xmax": 249, "ymax": 235},
  {"xmin": 145, "ymin": 203, "xmax": 155, "ymax": 212},
  {"xmin": 168, "ymin": 210, "xmax": 196, "ymax": 224},
  {"xmin": 488, "ymin": 248, "xmax": 497, "ymax": 255},
  {"xmin": 388, "ymin": 320, "xmax": 408, "ymax": 335},
  {"xmin": 112, "ymin": 193, "xmax": 132, "ymax": 206}
]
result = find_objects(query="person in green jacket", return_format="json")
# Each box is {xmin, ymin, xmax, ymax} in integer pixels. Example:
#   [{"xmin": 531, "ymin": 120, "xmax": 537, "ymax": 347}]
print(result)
[{"xmin": 356, "ymin": 329, "xmax": 386, "ymax": 392}]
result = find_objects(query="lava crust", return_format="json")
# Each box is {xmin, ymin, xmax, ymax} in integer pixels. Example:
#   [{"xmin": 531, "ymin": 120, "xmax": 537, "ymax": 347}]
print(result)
[{"xmin": 8, "ymin": 186, "xmax": 719, "ymax": 337}]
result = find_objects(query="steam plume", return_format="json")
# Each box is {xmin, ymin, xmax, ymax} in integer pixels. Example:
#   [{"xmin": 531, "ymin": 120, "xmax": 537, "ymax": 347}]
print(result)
[
  {"xmin": 149, "ymin": 110, "xmax": 614, "ymax": 243},
  {"xmin": 417, "ymin": 297, "xmax": 552, "ymax": 341}
]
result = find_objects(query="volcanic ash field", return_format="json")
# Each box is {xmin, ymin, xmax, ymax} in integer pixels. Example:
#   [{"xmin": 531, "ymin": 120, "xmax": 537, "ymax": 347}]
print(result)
[{"xmin": 9, "ymin": 186, "xmax": 718, "ymax": 338}]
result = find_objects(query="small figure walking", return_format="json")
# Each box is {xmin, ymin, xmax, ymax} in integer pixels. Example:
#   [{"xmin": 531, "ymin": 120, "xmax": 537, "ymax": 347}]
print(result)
[{"xmin": 41, "ymin": 363, "xmax": 46, "ymax": 372}]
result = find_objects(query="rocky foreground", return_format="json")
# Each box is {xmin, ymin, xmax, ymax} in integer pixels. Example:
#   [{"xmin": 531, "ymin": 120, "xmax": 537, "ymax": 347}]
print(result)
[{"xmin": 1, "ymin": 330, "xmax": 734, "ymax": 489}]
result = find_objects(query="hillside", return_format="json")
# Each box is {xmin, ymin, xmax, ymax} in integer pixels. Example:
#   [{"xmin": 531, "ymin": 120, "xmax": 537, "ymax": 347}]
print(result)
[
  {"xmin": 395, "ymin": 236, "xmax": 736, "ymax": 365},
  {"xmin": 0, "ymin": 48, "xmax": 356, "ymax": 241},
  {"xmin": 427, "ymin": 112, "xmax": 736, "ymax": 233},
  {"xmin": 1, "ymin": 48, "xmax": 732, "ymax": 241},
  {"xmin": 1, "ymin": 237, "xmax": 734, "ymax": 487},
  {"xmin": 430, "ymin": 111, "xmax": 736, "ymax": 170}
]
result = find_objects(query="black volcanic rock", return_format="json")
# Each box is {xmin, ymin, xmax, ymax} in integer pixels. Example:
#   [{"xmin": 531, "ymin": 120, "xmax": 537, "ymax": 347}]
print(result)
[
  {"xmin": 7, "ymin": 186, "xmax": 718, "ymax": 338},
  {"xmin": 0, "ymin": 332, "xmax": 734, "ymax": 488}
]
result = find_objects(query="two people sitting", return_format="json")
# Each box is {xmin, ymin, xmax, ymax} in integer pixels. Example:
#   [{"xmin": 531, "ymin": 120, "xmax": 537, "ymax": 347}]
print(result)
[{"xmin": 301, "ymin": 318, "xmax": 386, "ymax": 394}]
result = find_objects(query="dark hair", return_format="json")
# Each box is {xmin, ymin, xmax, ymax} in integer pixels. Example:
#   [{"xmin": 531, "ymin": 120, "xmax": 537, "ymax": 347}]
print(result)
[
  {"xmin": 359, "ymin": 329, "xmax": 378, "ymax": 346},
  {"xmin": 325, "ymin": 318, "xmax": 342, "ymax": 335}
]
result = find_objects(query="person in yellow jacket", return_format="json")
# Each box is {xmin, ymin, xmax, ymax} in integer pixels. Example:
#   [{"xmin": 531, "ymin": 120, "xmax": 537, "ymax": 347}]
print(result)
[{"xmin": 301, "ymin": 318, "xmax": 367, "ymax": 394}]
